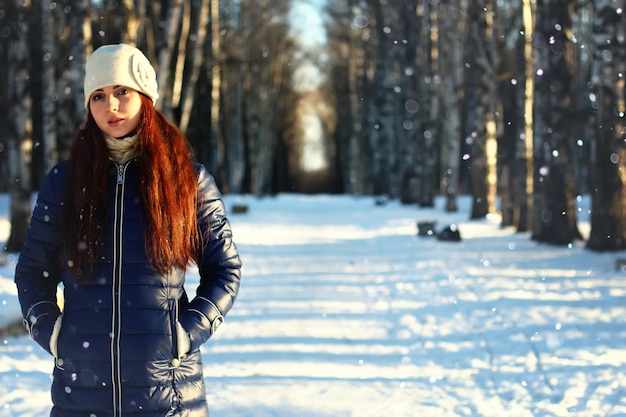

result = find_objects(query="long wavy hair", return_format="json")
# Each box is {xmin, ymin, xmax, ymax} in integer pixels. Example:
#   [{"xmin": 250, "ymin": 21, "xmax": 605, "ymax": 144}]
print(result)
[{"xmin": 63, "ymin": 94, "xmax": 200, "ymax": 279}]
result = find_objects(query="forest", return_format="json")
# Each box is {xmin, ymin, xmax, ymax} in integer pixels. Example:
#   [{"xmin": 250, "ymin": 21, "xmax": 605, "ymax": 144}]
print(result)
[{"xmin": 0, "ymin": 0, "xmax": 624, "ymax": 252}]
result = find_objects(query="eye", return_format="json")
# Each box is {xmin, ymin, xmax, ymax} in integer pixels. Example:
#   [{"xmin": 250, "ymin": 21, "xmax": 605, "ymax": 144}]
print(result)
[
  {"xmin": 116, "ymin": 88, "xmax": 132, "ymax": 96},
  {"xmin": 90, "ymin": 93, "xmax": 104, "ymax": 102}
]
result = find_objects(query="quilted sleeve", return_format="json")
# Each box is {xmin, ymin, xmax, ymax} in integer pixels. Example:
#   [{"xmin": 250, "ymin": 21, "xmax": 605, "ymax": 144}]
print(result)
[
  {"xmin": 179, "ymin": 164, "xmax": 242, "ymax": 351},
  {"xmin": 14, "ymin": 163, "xmax": 65, "ymax": 355}
]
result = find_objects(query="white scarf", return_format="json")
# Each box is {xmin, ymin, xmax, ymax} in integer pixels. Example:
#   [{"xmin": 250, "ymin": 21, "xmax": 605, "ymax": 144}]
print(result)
[{"xmin": 103, "ymin": 134, "xmax": 139, "ymax": 164}]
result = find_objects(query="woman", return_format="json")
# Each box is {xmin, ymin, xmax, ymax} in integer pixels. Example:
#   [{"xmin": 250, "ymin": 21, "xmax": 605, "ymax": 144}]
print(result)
[{"xmin": 14, "ymin": 43, "xmax": 242, "ymax": 417}]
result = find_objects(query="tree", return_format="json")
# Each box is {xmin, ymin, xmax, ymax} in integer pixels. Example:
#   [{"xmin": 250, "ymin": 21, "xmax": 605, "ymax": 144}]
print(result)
[
  {"xmin": 177, "ymin": 0, "xmax": 209, "ymax": 135},
  {"xmin": 439, "ymin": 0, "xmax": 463, "ymax": 211},
  {"xmin": 325, "ymin": 0, "xmax": 374, "ymax": 195},
  {"xmin": 154, "ymin": 0, "xmax": 184, "ymax": 119},
  {"xmin": 468, "ymin": 0, "xmax": 498, "ymax": 219},
  {"xmin": 531, "ymin": 0, "xmax": 582, "ymax": 245},
  {"xmin": 587, "ymin": 0, "xmax": 626, "ymax": 251},
  {"xmin": 219, "ymin": 1, "xmax": 246, "ymax": 194},
  {"xmin": 325, "ymin": 1, "xmax": 354, "ymax": 193},
  {"xmin": 492, "ymin": 1, "xmax": 531, "ymax": 230},
  {"xmin": 369, "ymin": 0, "xmax": 396, "ymax": 197},
  {"xmin": 518, "ymin": 0, "xmax": 535, "ymax": 231},
  {"xmin": 416, "ymin": 0, "xmax": 438, "ymax": 207},
  {"xmin": 40, "ymin": 0, "xmax": 58, "ymax": 175},
  {"xmin": 397, "ymin": 0, "xmax": 421, "ymax": 205},
  {"xmin": 59, "ymin": 0, "xmax": 90, "ymax": 159},
  {"xmin": 4, "ymin": 0, "xmax": 32, "ymax": 253}
]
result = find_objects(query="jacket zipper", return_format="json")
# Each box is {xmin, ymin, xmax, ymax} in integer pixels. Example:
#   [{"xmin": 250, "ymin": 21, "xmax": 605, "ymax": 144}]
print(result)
[
  {"xmin": 111, "ymin": 161, "xmax": 128, "ymax": 417},
  {"xmin": 169, "ymin": 299, "xmax": 180, "ymax": 365}
]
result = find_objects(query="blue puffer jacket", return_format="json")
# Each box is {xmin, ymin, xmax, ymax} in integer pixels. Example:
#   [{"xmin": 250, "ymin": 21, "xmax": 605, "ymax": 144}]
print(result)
[{"xmin": 14, "ymin": 159, "xmax": 241, "ymax": 417}]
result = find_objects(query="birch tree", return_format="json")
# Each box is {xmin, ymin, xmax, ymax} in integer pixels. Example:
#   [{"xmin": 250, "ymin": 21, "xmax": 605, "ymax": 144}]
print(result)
[
  {"xmin": 177, "ymin": 0, "xmax": 209, "ymax": 134},
  {"xmin": 155, "ymin": 0, "xmax": 184, "ymax": 118},
  {"xmin": 220, "ymin": 0, "xmax": 246, "ymax": 193},
  {"xmin": 121, "ymin": 0, "xmax": 141, "ymax": 45},
  {"xmin": 468, "ymin": 0, "xmax": 498, "ymax": 219},
  {"xmin": 183, "ymin": 4, "xmax": 215, "ymax": 180},
  {"xmin": 439, "ymin": 0, "xmax": 463, "ymax": 211},
  {"xmin": 240, "ymin": 0, "xmax": 294, "ymax": 195},
  {"xmin": 346, "ymin": 0, "xmax": 370, "ymax": 195},
  {"xmin": 518, "ymin": 0, "xmax": 535, "ymax": 231},
  {"xmin": 326, "ymin": 0, "xmax": 375, "ymax": 195}
]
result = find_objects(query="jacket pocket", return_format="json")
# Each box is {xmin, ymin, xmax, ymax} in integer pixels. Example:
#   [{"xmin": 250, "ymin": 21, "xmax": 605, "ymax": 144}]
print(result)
[
  {"xmin": 176, "ymin": 321, "xmax": 191, "ymax": 358},
  {"xmin": 169, "ymin": 300, "xmax": 191, "ymax": 367}
]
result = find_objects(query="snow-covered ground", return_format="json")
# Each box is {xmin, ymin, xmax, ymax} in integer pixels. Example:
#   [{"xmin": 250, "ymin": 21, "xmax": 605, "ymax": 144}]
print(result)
[{"xmin": 1, "ymin": 192, "xmax": 625, "ymax": 417}]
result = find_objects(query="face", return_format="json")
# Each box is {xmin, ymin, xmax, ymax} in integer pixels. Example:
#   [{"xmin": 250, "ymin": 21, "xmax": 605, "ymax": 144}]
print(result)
[{"xmin": 88, "ymin": 85, "xmax": 143, "ymax": 138}]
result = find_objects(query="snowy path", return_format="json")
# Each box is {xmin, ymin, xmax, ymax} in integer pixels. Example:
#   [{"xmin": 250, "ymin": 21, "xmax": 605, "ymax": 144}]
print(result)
[
  {"xmin": 1, "ymin": 194, "xmax": 626, "ymax": 416},
  {"xmin": 202, "ymin": 195, "xmax": 626, "ymax": 417}
]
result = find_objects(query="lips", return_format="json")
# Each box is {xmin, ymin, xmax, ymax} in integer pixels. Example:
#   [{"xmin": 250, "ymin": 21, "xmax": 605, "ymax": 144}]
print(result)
[{"xmin": 107, "ymin": 117, "xmax": 124, "ymax": 127}]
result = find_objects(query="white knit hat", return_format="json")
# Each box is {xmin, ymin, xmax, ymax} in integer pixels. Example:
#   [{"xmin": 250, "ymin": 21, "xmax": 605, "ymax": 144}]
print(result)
[{"xmin": 83, "ymin": 43, "xmax": 159, "ymax": 109}]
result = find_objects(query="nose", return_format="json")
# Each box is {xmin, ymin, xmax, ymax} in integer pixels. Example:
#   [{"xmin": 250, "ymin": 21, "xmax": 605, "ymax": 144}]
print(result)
[{"xmin": 105, "ymin": 95, "xmax": 119, "ymax": 112}]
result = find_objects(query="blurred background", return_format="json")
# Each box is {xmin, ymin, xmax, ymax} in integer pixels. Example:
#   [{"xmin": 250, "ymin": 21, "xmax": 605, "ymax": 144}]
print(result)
[{"xmin": 0, "ymin": 0, "xmax": 625, "ymax": 252}]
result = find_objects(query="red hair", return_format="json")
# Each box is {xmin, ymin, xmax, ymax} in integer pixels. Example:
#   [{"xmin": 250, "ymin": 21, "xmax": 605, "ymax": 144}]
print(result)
[{"xmin": 63, "ymin": 94, "xmax": 200, "ymax": 279}]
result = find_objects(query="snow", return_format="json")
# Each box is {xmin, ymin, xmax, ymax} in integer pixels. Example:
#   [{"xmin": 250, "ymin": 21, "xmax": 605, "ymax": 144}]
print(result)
[{"xmin": 1, "ymin": 192, "xmax": 626, "ymax": 416}]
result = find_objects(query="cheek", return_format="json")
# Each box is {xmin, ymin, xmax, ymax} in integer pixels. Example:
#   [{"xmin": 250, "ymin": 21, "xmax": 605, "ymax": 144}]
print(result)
[
  {"xmin": 127, "ymin": 109, "xmax": 142, "ymax": 128},
  {"xmin": 90, "ymin": 109, "xmax": 108, "ymax": 129},
  {"xmin": 127, "ymin": 102, "xmax": 143, "ymax": 126}
]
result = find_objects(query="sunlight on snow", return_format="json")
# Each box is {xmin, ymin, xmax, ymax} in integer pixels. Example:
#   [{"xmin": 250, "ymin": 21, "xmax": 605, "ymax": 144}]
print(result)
[{"xmin": 1, "ymin": 193, "xmax": 625, "ymax": 417}]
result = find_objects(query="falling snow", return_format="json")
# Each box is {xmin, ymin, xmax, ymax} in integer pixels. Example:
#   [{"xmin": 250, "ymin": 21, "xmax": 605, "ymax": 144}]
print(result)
[{"xmin": 1, "ymin": 193, "xmax": 625, "ymax": 417}]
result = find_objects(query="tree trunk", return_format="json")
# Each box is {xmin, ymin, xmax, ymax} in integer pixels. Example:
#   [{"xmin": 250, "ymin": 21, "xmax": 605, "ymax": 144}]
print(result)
[
  {"xmin": 468, "ymin": 0, "xmax": 498, "ymax": 219},
  {"xmin": 359, "ymin": 18, "xmax": 376, "ymax": 196},
  {"xmin": 209, "ymin": 0, "xmax": 224, "ymax": 183},
  {"xmin": 517, "ymin": 0, "xmax": 535, "ymax": 232},
  {"xmin": 325, "ymin": 1, "xmax": 355, "ymax": 195},
  {"xmin": 531, "ymin": 0, "xmax": 581, "ymax": 245},
  {"xmin": 369, "ymin": 0, "xmax": 395, "ymax": 197},
  {"xmin": 398, "ymin": 0, "xmax": 420, "ymax": 205},
  {"xmin": 178, "ymin": 0, "xmax": 209, "ymax": 134},
  {"xmin": 49, "ymin": 0, "xmax": 89, "ymax": 163},
  {"xmin": 346, "ymin": 0, "xmax": 367, "ymax": 194},
  {"xmin": 122, "ymin": 0, "xmax": 140, "ymax": 45},
  {"xmin": 5, "ymin": 0, "xmax": 32, "ymax": 253},
  {"xmin": 40, "ymin": 0, "xmax": 57, "ymax": 176},
  {"xmin": 495, "ymin": 8, "xmax": 523, "ymax": 228},
  {"xmin": 66, "ymin": 0, "xmax": 90, "ymax": 156},
  {"xmin": 100, "ymin": 0, "xmax": 130, "ymax": 44},
  {"xmin": 439, "ymin": 0, "xmax": 463, "ymax": 212},
  {"xmin": 220, "ymin": 0, "xmax": 245, "ymax": 193},
  {"xmin": 155, "ymin": 0, "xmax": 184, "ymax": 118},
  {"xmin": 247, "ymin": 56, "xmax": 273, "ymax": 195},
  {"xmin": 587, "ymin": 0, "xmax": 626, "ymax": 251},
  {"xmin": 416, "ymin": 0, "xmax": 436, "ymax": 207}
]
